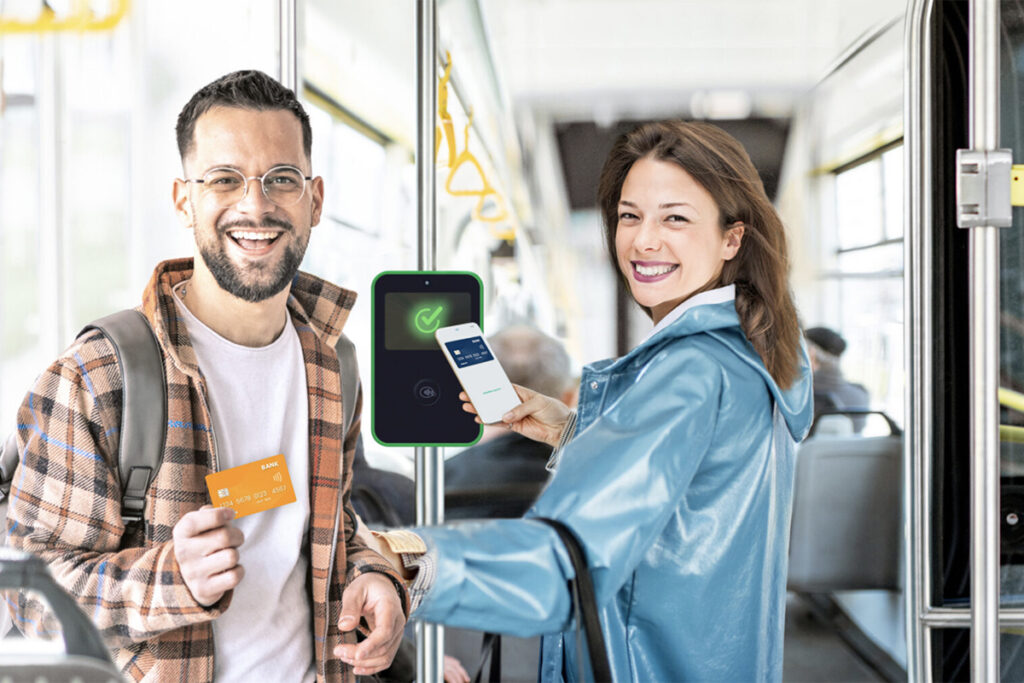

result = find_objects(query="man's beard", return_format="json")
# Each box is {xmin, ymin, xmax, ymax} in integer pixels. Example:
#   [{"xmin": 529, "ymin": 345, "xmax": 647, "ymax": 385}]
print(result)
[{"xmin": 198, "ymin": 216, "xmax": 308, "ymax": 303}]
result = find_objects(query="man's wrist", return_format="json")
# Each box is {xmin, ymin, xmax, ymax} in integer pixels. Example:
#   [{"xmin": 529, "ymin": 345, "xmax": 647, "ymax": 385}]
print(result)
[{"xmin": 371, "ymin": 530, "xmax": 426, "ymax": 582}]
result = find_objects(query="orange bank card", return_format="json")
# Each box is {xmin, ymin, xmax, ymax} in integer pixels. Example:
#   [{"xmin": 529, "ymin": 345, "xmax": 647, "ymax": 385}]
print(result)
[{"xmin": 205, "ymin": 454, "xmax": 296, "ymax": 519}]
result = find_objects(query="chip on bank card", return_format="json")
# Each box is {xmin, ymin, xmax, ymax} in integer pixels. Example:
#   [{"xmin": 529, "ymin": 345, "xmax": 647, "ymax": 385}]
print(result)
[{"xmin": 205, "ymin": 454, "xmax": 296, "ymax": 519}]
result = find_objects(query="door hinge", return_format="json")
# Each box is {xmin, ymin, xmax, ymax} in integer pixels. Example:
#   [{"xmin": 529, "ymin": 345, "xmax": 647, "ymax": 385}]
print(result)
[{"xmin": 956, "ymin": 149, "xmax": 1013, "ymax": 228}]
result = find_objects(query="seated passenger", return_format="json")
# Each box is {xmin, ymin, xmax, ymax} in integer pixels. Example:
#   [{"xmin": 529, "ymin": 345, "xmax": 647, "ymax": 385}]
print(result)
[
  {"xmin": 805, "ymin": 325, "xmax": 871, "ymax": 432},
  {"xmin": 356, "ymin": 120, "xmax": 814, "ymax": 682}
]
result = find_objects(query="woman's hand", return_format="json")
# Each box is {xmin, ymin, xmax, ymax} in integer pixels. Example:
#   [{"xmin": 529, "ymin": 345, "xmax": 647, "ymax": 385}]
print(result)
[{"xmin": 460, "ymin": 384, "xmax": 571, "ymax": 447}]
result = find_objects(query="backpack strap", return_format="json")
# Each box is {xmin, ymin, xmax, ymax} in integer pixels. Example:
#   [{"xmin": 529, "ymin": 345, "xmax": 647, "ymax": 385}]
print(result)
[
  {"xmin": 5, "ymin": 316, "xmax": 355, "ymax": 527},
  {"xmin": 335, "ymin": 332, "xmax": 359, "ymax": 440},
  {"xmin": 80, "ymin": 310, "xmax": 167, "ymax": 524},
  {"xmin": 0, "ymin": 431, "xmax": 19, "ymax": 504}
]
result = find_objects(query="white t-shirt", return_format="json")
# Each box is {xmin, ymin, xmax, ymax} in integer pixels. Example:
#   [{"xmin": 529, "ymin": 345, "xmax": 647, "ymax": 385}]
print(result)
[{"xmin": 175, "ymin": 284, "xmax": 316, "ymax": 683}]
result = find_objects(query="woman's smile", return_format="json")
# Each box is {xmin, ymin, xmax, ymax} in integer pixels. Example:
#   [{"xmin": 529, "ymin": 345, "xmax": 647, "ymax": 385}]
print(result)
[{"xmin": 631, "ymin": 261, "xmax": 679, "ymax": 282}]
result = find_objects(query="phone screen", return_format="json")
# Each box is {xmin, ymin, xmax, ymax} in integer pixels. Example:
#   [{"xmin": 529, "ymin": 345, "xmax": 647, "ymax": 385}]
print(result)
[{"xmin": 438, "ymin": 327, "xmax": 521, "ymax": 424}]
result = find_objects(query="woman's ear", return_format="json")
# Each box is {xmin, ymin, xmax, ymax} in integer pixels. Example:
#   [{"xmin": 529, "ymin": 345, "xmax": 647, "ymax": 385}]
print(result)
[{"xmin": 723, "ymin": 222, "xmax": 745, "ymax": 260}]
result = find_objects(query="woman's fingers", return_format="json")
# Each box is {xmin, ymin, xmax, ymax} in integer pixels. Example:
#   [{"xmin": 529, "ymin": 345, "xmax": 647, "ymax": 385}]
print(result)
[
  {"xmin": 458, "ymin": 392, "xmax": 478, "ymax": 415},
  {"xmin": 511, "ymin": 383, "xmax": 535, "ymax": 402},
  {"xmin": 502, "ymin": 393, "xmax": 550, "ymax": 424}
]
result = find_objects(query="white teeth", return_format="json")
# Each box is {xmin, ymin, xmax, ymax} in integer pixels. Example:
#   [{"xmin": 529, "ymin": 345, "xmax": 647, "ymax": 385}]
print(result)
[
  {"xmin": 230, "ymin": 231, "xmax": 277, "ymax": 241},
  {"xmin": 635, "ymin": 263, "xmax": 676, "ymax": 276}
]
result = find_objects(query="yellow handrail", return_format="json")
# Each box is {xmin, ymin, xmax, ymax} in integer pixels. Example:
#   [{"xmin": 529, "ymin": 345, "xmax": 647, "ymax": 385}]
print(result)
[
  {"xmin": 435, "ymin": 51, "xmax": 514, "ymax": 240},
  {"xmin": 998, "ymin": 387, "xmax": 1024, "ymax": 443},
  {"xmin": 1000, "ymin": 387, "xmax": 1024, "ymax": 414},
  {"xmin": 0, "ymin": 0, "xmax": 130, "ymax": 34},
  {"xmin": 1001, "ymin": 424, "xmax": 1024, "ymax": 444}
]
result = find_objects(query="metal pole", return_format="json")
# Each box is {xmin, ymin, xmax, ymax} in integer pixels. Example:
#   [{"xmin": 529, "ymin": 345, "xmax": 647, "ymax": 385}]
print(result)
[
  {"xmin": 415, "ymin": 2, "xmax": 444, "ymax": 683},
  {"xmin": 38, "ymin": 35, "xmax": 67, "ymax": 353},
  {"xmin": 277, "ymin": 0, "xmax": 298, "ymax": 92},
  {"xmin": 905, "ymin": 1, "xmax": 935, "ymax": 679},
  {"xmin": 969, "ymin": 0, "xmax": 1002, "ymax": 680}
]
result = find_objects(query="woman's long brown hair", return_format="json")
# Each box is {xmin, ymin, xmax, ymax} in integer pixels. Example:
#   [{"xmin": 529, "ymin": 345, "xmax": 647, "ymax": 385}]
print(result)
[{"xmin": 597, "ymin": 120, "xmax": 802, "ymax": 389}]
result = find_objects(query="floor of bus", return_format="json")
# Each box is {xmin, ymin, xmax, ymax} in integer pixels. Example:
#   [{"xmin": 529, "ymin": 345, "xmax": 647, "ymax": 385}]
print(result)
[{"xmin": 784, "ymin": 593, "xmax": 887, "ymax": 682}]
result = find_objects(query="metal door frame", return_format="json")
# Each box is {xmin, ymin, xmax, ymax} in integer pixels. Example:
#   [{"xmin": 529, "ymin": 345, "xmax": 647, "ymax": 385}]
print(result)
[{"xmin": 906, "ymin": 0, "xmax": 1013, "ymax": 679}]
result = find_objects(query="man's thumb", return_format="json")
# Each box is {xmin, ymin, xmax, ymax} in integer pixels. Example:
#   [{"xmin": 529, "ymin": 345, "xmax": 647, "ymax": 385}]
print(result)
[{"xmin": 338, "ymin": 583, "xmax": 364, "ymax": 632}]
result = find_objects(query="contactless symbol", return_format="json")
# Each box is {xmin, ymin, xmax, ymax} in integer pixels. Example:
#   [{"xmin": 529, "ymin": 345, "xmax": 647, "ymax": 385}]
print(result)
[
  {"xmin": 413, "ymin": 379, "xmax": 441, "ymax": 406},
  {"xmin": 414, "ymin": 305, "xmax": 445, "ymax": 334}
]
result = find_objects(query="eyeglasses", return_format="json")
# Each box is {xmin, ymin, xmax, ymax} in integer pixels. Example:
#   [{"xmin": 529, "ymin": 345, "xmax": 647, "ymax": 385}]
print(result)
[{"xmin": 185, "ymin": 165, "xmax": 313, "ymax": 207}]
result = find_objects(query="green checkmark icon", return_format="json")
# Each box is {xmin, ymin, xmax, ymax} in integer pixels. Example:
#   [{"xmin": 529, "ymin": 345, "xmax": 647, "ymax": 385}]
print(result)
[{"xmin": 414, "ymin": 305, "xmax": 445, "ymax": 334}]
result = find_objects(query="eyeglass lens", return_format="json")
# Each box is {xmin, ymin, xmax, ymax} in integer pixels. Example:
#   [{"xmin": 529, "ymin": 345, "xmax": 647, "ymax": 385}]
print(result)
[{"xmin": 202, "ymin": 167, "xmax": 307, "ymax": 206}]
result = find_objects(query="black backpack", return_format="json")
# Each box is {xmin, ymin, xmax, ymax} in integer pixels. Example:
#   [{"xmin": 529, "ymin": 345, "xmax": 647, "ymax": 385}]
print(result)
[{"xmin": 0, "ymin": 309, "xmax": 360, "ymax": 528}]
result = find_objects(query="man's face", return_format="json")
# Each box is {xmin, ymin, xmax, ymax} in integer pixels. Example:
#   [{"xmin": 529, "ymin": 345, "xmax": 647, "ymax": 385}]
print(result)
[{"xmin": 173, "ymin": 106, "xmax": 323, "ymax": 303}]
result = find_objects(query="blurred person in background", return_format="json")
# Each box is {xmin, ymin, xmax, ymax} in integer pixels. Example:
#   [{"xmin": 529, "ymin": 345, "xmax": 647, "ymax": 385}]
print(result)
[
  {"xmin": 444, "ymin": 324, "xmax": 576, "ymax": 520},
  {"xmin": 805, "ymin": 326, "xmax": 871, "ymax": 430}
]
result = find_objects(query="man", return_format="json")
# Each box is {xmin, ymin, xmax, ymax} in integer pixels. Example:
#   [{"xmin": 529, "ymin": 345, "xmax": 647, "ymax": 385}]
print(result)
[
  {"xmin": 804, "ymin": 326, "xmax": 871, "ymax": 431},
  {"xmin": 444, "ymin": 324, "xmax": 576, "ymax": 519},
  {"xmin": 6, "ymin": 70, "xmax": 406, "ymax": 682}
]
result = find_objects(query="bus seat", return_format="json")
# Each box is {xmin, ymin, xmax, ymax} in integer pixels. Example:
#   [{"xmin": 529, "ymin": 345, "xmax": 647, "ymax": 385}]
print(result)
[{"xmin": 788, "ymin": 410, "xmax": 903, "ymax": 592}]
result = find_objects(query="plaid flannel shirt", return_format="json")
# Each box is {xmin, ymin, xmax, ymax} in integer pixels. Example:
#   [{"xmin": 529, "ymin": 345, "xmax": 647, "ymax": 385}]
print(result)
[{"xmin": 6, "ymin": 258, "xmax": 408, "ymax": 682}]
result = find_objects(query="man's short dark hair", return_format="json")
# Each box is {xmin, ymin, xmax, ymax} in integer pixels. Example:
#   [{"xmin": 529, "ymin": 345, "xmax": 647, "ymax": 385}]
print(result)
[{"xmin": 175, "ymin": 70, "xmax": 312, "ymax": 162}]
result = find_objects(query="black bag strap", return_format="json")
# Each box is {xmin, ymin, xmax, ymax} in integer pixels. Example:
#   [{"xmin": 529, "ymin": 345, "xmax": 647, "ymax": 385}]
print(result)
[
  {"xmin": 80, "ymin": 310, "xmax": 167, "ymax": 524},
  {"xmin": 473, "ymin": 519, "xmax": 613, "ymax": 682},
  {"xmin": 535, "ymin": 517, "xmax": 613, "ymax": 683},
  {"xmin": 471, "ymin": 631, "xmax": 502, "ymax": 683}
]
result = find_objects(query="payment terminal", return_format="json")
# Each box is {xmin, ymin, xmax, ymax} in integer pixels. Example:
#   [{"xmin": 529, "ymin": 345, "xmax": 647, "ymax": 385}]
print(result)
[{"xmin": 371, "ymin": 271, "xmax": 483, "ymax": 446}]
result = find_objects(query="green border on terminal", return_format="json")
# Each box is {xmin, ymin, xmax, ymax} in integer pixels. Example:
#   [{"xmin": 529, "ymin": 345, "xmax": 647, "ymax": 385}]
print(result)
[{"xmin": 370, "ymin": 270, "xmax": 484, "ymax": 447}]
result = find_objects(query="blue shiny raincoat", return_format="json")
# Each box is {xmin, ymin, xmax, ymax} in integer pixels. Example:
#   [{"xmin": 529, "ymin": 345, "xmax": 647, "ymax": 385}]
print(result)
[{"xmin": 413, "ymin": 286, "xmax": 814, "ymax": 681}]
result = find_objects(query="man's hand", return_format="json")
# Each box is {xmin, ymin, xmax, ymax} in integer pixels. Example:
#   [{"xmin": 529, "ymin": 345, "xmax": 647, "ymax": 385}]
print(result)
[
  {"xmin": 334, "ymin": 572, "xmax": 406, "ymax": 676},
  {"xmin": 172, "ymin": 505, "xmax": 245, "ymax": 606},
  {"xmin": 444, "ymin": 654, "xmax": 471, "ymax": 683}
]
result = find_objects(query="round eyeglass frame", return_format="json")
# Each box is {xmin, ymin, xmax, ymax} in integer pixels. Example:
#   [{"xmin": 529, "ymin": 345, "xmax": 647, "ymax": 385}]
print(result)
[{"xmin": 184, "ymin": 165, "xmax": 314, "ymax": 207}]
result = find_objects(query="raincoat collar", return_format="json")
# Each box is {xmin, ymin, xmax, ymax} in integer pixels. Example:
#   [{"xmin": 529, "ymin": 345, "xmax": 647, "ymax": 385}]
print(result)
[
  {"xmin": 602, "ymin": 283, "xmax": 813, "ymax": 441},
  {"xmin": 638, "ymin": 284, "xmax": 737, "ymax": 345}
]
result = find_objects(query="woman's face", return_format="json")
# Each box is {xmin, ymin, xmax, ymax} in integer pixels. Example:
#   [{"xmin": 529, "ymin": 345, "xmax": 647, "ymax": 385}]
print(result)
[{"xmin": 615, "ymin": 156, "xmax": 743, "ymax": 324}]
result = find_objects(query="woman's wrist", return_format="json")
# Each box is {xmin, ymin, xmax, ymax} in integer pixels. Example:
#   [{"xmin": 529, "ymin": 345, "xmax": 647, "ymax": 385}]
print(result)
[
  {"xmin": 546, "ymin": 410, "xmax": 579, "ymax": 468},
  {"xmin": 557, "ymin": 410, "xmax": 578, "ymax": 447}
]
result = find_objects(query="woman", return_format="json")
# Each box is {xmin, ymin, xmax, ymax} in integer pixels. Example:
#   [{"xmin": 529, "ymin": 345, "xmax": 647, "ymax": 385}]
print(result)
[{"xmin": 350, "ymin": 121, "xmax": 813, "ymax": 682}]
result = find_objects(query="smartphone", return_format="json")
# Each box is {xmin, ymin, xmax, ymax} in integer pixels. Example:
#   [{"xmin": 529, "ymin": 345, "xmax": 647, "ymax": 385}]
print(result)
[{"xmin": 435, "ymin": 322, "xmax": 522, "ymax": 424}]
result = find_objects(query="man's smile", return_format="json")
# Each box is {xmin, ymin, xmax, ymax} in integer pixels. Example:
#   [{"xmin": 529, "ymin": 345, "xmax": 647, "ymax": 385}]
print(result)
[{"xmin": 227, "ymin": 229, "xmax": 284, "ymax": 253}]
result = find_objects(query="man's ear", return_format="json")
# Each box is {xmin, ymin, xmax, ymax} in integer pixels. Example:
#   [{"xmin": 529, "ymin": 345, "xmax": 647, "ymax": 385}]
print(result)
[
  {"xmin": 310, "ymin": 176, "xmax": 325, "ymax": 227},
  {"xmin": 723, "ymin": 221, "xmax": 745, "ymax": 261},
  {"xmin": 173, "ymin": 178, "xmax": 194, "ymax": 229}
]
